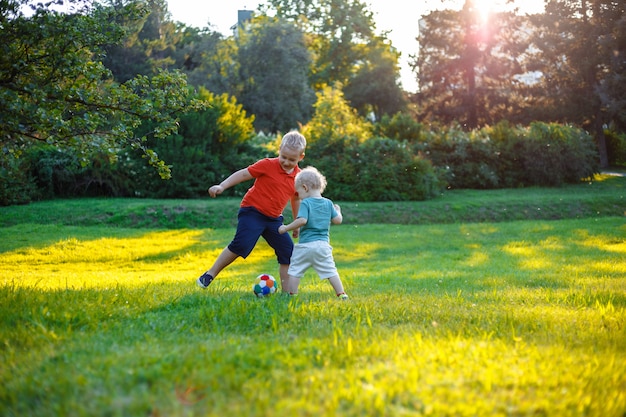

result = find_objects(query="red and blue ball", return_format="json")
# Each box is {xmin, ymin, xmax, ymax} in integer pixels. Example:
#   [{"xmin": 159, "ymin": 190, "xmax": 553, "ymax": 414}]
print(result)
[{"xmin": 253, "ymin": 274, "xmax": 277, "ymax": 297}]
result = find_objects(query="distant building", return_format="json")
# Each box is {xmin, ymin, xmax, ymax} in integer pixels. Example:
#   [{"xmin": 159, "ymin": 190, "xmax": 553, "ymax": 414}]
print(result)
[{"xmin": 230, "ymin": 9, "xmax": 254, "ymax": 37}]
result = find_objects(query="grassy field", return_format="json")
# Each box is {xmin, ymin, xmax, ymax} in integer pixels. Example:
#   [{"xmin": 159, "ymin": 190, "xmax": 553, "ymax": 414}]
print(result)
[
  {"xmin": 0, "ymin": 173, "xmax": 624, "ymax": 230},
  {"xmin": 1, "ymin": 175, "xmax": 625, "ymax": 416}
]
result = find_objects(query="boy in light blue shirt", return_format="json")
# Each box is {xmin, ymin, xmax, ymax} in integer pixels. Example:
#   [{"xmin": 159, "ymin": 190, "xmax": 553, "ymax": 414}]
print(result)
[{"xmin": 278, "ymin": 166, "xmax": 348, "ymax": 299}]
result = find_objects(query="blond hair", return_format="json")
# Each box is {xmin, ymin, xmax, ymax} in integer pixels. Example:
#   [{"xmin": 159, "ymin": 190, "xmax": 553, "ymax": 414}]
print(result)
[
  {"xmin": 296, "ymin": 166, "xmax": 327, "ymax": 193},
  {"xmin": 280, "ymin": 131, "xmax": 307, "ymax": 154}
]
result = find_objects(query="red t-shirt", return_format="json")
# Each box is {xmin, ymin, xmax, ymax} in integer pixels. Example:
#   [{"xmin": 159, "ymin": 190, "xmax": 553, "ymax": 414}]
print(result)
[{"xmin": 241, "ymin": 158, "xmax": 300, "ymax": 218}]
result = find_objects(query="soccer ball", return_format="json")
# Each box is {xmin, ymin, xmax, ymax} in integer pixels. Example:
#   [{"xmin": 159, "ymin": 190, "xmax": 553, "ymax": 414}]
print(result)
[{"xmin": 253, "ymin": 274, "xmax": 277, "ymax": 297}]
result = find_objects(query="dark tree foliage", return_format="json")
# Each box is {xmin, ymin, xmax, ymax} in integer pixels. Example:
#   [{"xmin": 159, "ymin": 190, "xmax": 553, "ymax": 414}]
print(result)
[
  {"xmin": 600, "ymin": 13, "xmax": 626, "ymax": 132},
  {"xmin": 102, "ymin": 0, "xmax": 183, "ymax": 82},
  {"xmin": 266, "ymin": 0, "xmax": 377, "ymax": 86},
  {"xmin": 528, "ymin": 0, "xmax": 626, "ymax": 167},
  {"xmin": 236, "ymin": 17, "xmax": 315, "ymax": 133},
  {"xmin": 176, "ymin": 26, "xmax": 226, "ymax": 90},
  {"xmin": 0, "ymin": 0, "xmax": 203, "ymax": 183},
  {"xmin": 264, "ymin": 0, "xmax": 405, "ymax": 122},
  {"xmin": 343, "ymin": 38, "xmax": 407, "ymax": 121},
  {"xmin": 107, "ymin": 88, "xmax": 257, "ymax": 198},
  {"xmin": 413, "ymin": 1, "xmax": 533, "ymax": 129}
]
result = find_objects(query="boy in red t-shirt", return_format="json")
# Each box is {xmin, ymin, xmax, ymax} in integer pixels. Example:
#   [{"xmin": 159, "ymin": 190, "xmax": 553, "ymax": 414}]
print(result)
[{"xmin": 196, "ymin": 131, "xmax": 306, "ymax": 292}]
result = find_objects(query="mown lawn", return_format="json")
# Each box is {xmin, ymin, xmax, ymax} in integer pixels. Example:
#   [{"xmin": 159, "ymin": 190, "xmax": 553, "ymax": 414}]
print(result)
[{"xmin": 0, "ymin": 176, "xmax": 624, "ymax": 416}]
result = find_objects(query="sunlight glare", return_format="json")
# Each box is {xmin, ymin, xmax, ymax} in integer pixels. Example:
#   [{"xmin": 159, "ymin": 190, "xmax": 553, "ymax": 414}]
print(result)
[
  {"xmin": 471, "ymin": 0, "xmax": 493, "ymax": 24},
  {"xmin": 466, "ymin": 0, "xmax": 546, "ymax": 24}
]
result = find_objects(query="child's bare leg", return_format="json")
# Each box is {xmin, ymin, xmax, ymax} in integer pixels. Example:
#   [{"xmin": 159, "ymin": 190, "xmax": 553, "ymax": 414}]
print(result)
[
  {"xmin": 197, "ymin": 247, "xmax": 239, "ymax": 288},
  {"xmin": 279, "ymin": 263, "xmax": 290, "ymax": 293},
  {"xmin": 289, "ymin": 276, "xmax": 301, "ymax": 295},
  {"xmin": 327, "ymin": 275, "xmax": 346, "ymax": 296},
  {"xmin": 206, "ymin": 247, "xmax": 239, "ymax": 278}
]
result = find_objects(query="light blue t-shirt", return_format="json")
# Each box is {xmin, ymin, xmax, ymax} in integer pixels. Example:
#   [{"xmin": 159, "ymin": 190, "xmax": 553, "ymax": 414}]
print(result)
[{"xmin": 297, "ymin": 197, "xmax": 338, "ymax": 244}]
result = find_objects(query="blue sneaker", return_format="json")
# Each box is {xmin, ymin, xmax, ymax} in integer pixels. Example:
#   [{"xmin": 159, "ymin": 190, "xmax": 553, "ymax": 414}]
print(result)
[{"xmin": 196, "ymin": 273, "xmax": 214, "ymax": 289}]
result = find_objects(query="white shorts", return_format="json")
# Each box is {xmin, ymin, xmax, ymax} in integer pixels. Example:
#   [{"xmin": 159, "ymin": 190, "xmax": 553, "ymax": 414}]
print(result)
[{"xmin": 288, "ymin": 241, "xmax": 338, "ymax": 279}]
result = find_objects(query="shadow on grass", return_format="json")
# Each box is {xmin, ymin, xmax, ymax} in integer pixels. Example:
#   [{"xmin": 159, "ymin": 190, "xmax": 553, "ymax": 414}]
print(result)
[
  {"xmin": 2, "ymin": 216, "xmax": 625, "ymax": 417},
  {"xmin": 2, "ymin": 218, "xmax": 624, "ymax": 350}
]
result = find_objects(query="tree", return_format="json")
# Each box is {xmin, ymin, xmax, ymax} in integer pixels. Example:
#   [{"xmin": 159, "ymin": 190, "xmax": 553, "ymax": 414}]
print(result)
[
  {"xmin": 529, "ymin": 0, "xmax": 626, "ymax": 167},
  {"xmin": 175, "ymin": 26, "xmax": 228, "ymax": 92},
  {"xmin": 343, "ymin": 37, "xmax": 407, "ymax": 121},
  {"xmin": 236, "ymin": 16, "xmax": 315, "ymax": 133},
  {"xmin": 413, "ymin": 1, "xmax": 532, "ymax": 129},
  {"xmin": 101, "ymin": 0, "xmax": 153, "ymax": 82},
  {"xmin": 264, "ymin": 0, "xmax": 405, "ymax": 120},
  {"xmin": 599, "ymin": 13, "xmax": 626, "ymax": 132},
  {"xmin": 102, "ymin": 0, "xmax": 182, "ymax": 83},
  {"xmin": 122, "ymin": 88, "xmax": 257, "ymax": 198},
  {"xmin": 0, "ymin": 0, "xmax": 203, "ymax": 181},
  {"xmin": 301, "ymin": 85, "xmax": 441, "ymax": 201},
  {"xmin": 266, "ymin": 0, "xmax": 377, "ymax": 87},
  {"xmin": 302, "ymin": 84, "xmax": 373, "ymax": 144}
]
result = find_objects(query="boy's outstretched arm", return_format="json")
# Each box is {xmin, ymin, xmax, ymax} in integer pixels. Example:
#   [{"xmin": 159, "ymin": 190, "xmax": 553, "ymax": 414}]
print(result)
[
  {"xmin": 208, "ymin": 168, "xmax": 253, "ymax": 197},
  {"xmin": 278, "ymin": 217, "xmax": 307, "ymax": 235}
]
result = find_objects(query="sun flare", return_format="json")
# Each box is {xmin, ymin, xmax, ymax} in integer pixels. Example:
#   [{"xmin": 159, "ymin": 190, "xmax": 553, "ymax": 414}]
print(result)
[
  {"xmin": 466, "ymin": 0, "xmax": 547, "ymax": 23},
  {"xmin": 470, "ymin": 0, "xmax": 493, "ymax": 23}
]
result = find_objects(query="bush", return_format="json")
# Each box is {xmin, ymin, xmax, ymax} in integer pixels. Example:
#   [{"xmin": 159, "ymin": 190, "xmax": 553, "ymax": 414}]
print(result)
[
  {"xmin": 519, "ymin": 122, "xmax": 598, "ymax": 186},
  {"xmin": 421, "ymin": 122, "xmax": 599, "ymax": 189},
  {"xmin": 3, "ymin": 91, "xmax": 260, "ymax": 202},
  {"xmin": 68, "ymin": 151, "xmax": 137, "ymax": 198},
  {"xmin": 375, "ymin": 112, "xmax": 424, "ymax": 142},
  {"xmin": 486, "ymin": 121, "xmax": 527, "ymax": 188},
  {"xmin": 25, "ymin": 146, "xmax": 83, "ymax": 199},
  {"xmin": 301, "ymin": 85, "xmax": 373, "ymax": 145},
  {"xmin": 0, "ymin": 153, "xmax": 37, "ymax": 206},
  {"xmin": 307, "ymin": 136, "xmax": 443, "ymax": 201},
  {"xmin": 119, "ymin": 90, "xmax": 258, "ymax": 198},
  {"xmin": 605, "ymin": 128, "xmax": 626, "ymax": 167},
  {"xmin": 422, "ymin": 125, "xmax": 500, "ymax": 189},
  {"xmin": 353, "ymin": 138, "xmax": 442, "ymax": 201},
  {"xmin": 23, "ymin": 146, "xmax": 132, "ymax": 200},
  {"xmin": 304, "ymin": 135, "xmax": 361, "ymax": 200}
]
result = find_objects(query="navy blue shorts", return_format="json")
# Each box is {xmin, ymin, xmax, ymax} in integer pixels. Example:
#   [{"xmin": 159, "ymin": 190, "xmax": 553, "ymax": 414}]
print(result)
[{"xmin": 228, "ymin": 207, "xmax": 294, "ymax": 265}]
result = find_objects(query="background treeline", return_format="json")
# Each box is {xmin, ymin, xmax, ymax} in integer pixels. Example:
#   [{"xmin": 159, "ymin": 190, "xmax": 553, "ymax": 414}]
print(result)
[{"xmin": 1, "ymin": 0, "xmax": 625, "ymax": 205}]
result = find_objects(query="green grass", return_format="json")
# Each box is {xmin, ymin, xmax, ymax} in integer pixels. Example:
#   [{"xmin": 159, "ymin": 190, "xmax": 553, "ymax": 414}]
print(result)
[
  {"xmin": 1, "ymin": 174, "xmax": 624, "ymax": 229},
  {"xmin": 1, "ymin": 176, "xmax": 625, "ymax": 416}
]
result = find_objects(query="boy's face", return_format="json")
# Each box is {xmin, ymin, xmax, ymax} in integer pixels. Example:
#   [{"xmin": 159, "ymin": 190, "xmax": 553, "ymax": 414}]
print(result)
[{"xmin": 278, "ymin": 146, "xmax": 304, "ymax": 173}]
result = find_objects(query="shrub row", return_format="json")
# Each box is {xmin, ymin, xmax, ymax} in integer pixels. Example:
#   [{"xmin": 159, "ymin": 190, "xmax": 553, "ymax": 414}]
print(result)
[
  {"xmin": 306, "ymin": 136, "xmax": 442, "ymax": 201},
  {"xmin": 420, "ymin": 122, "xmax": 600, "ymax": 189},
  {"xmin": 1, "ymin": 121, "xmax": 601, "ymax": 205}
]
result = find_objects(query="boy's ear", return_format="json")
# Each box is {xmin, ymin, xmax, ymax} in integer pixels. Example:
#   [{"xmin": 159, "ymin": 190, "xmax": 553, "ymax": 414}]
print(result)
[{"xmin": 299, "ymin": 153, "xmax": 305, "ymax": 161}]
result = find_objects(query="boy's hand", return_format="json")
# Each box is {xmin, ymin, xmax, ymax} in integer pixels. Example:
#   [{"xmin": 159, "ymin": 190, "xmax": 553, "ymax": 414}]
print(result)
[
  {"xmin": 292, "ymin": 228, "xmax": 300, "ymax": 239},
  {"xmin": 208, "ymin": 185, "xmax": 224, "ymax": 198},
  {"xmin": 278, "ymin": 225, "xmax": 287, "ymax": 234}
]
